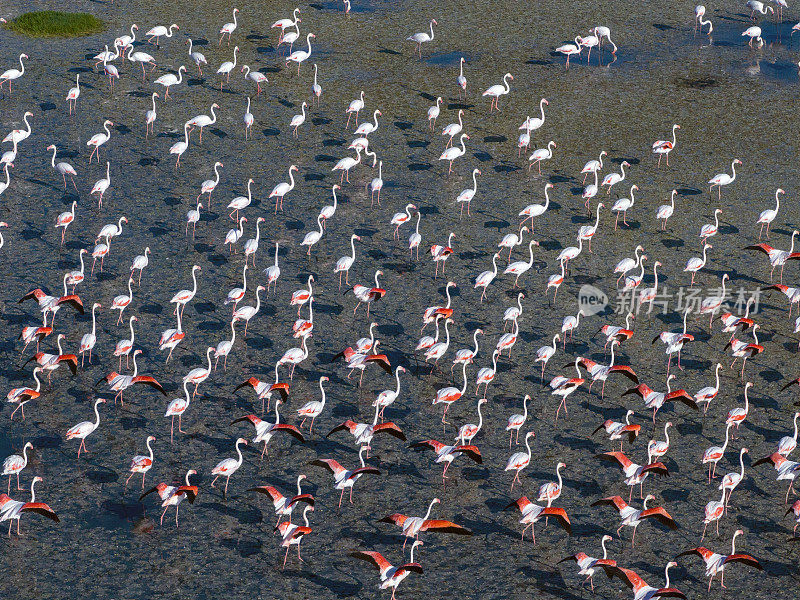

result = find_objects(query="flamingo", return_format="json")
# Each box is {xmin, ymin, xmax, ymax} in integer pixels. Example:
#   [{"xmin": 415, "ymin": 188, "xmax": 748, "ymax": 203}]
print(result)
[
  {"xmin": 519, "ymin": 183, "xmax": 552, "ymax": 231},
  {"xmin": 277, "ymin": 335, "xmax": 311, "ymax": 381},
  {"xmin": 290, "ymin": 102, "xmax": 307, "ymax": 137},
  {"xmin": 498, "ymin": 226, "xmax": 530, "ymax": 264},
  {"xmin": 98, "ymin": 350, "xmax": 167, "ymax": 405},
  {"xmin": 345, "ymin": 91, "xmax": 365, "ymax": 129},
  {"xmin": 427, "ymin": 97, "xmax": 442, "ymax": 129},
  {"xmin": 475, "ymin": 349, "xmax": 501, "ymax": 399},
  {"xmin": 700, "ymin": 208, "xmax": 723, "ymax": 244},
  {"xmin": 219, "ymin": 7, "xmax": 239, "ymax": 45},
  {"xmin": 264, "ymin": 243, "xmax": 281, "ymax": 294},
  {"xmin": 115, "ymin": 24, "xmax": 138, "ymax": 49},
  {"xmin": 275, "ymin": 505, "xmax": 314, "ymax": 569},
  {"xmin": 708, "ymin": 159, "xmax": 742, "ymax": 199},
  {"xmin": 504, "ymin": 240, "xmax": 540, "ymax": 287},
  {"xmin": 612, "ymin": 185, "xmax": 638, "ymax": 229},
  {"xmin": 506, "ymin": 495, "xmax": 572, "ymax": 544},
  {"xmin": 624, "ymin": 375, "xmax": 697, "ymax": 425},
  {"xmin": 439, "ymin": 133, "xmax": 469, "ymax": 174},
  {"xmin": 391, "ymin": 203, "xmax": 417, "ymax": 239},
  {"xmin": 594, "ymin": 410, "xmax": 641, "ymax": 452},
  {"xmin": 171, "ymin": 265, "xmax": 201, "ymax": 318},
  {"xmin": 703, "ymin": 423, "xmax": 733, "ymax": 482},
  {"xmin": 79, "ymin": 302, "xmax": 101, "ymax": 366},
  {"xmin": 126, "ymin": 45, "xmax": 157, "ymax": 81},
  {"xmin": 125, "ymin": 435, "xmax": 156, "ymax": 489},
  {"xmin": 187, "ymin": 39, "xmax": 208, "ymax": 74},
  {"xmin": 744, "ymin": 229, "xmax": 800, "ymax": 283},
  {"xmin": 684, "ymin": 241, "xmax": 712, "ymax": 286},
  {"xmin": 65, "ymin": 398, "xmax": 106, "ymax": 456},
  {"xmin": 677, "ymin": 530, "xmax": 762, "ymax": 591},
  {"xmin": 432, "ymin": 362, "xmax": 469, "ymax": 425},
  {"xmin": 170, "ymin": 123, "xmax": 191, "ymax": 170},
  {"xmin": 368, "ymin": 160, "xmax": 384, "ymax": 206},
  {"xmin": 114, "ymin": 315, "xmax": 138, "ymax": 370},
  {"xmin": 482, "ymin": 72, "xmax": 513, "ymax": 111},
  {"xmin": 527, "ymin": 141, "xmax": 556, "ymax": 175},
  {"xmin": 557, "ymin": 535, "xmax": 616, "ymax": 591},
  {"xmin": 140, "ymin": 468, "xmax": 198, "ymax": 527},
  {"xmin": 656, "ymin": 190, "xmax": 677, "ymax": 230},
  {"xmin": 556, "ymin": 36, "xmax": 583, "ymax": 68},
  {"xmin": 90, "ymin": 161, "xmax": 112, "ymax": 207},
  {"xmin": 0, "ymin": 53, "xmax": 27, "ymax": 94},
  {"xmin": 442, "ymin": 109, "xmax": 464, "ymax": 146},
  {"xmin": 351, "ymin": 540, "xmax": 424, "ymax": 600},
  {"xmin": 214, "ymin": 319, "xmax": 237, "ymax": 371},
  {"xmin": 154, "ymin": 65, "xmax": 185, "ymax": 100},
  {"xmin": 457, "ymin": 56, "xmax": 467, "ymax": 97},
  {"xmin": 320, "ymin": 184, "xmax": 339, "ymax": 227},
  {"xmin": 46, "ymin": 144, "xmax": 77, "ymax": 190},
  {"xmin": 287, "ymin": 33, "xmax": 315, "ymax": 74},
  {"xmin": 55, "ymin": 201, "xmax": 77, "ymax": 245},
  {"xmin": 775, "ymin": 411, "xmax": 800, "ymax": 456},
  {"xmin": 216, "ymin": 45, "xmax": 239, "ymax": 88},
  {"xmin": 3, "ymin": 111, "xmax": 33, "ymax": 145},
  {"xmin": 757, "ymin": 188, "xmax": 783, "ymax": 239},
  {"xmin": 601, "ymin": 160, "xmax": 630, "ymax": 195},
  {"xmin": 6, "ymin": 368, "xmax": 44, "ymax": 421},
  {"xmin": 210, "ymin": 438, "xmax": 248, "ymax": 497},
  {"xmin": 648, "ymin": 421, "xmax": 674, "ymax": 463},
  {"xmin": 66, "ymin": 75, "xmax": 80, "ymax": 114},
  {"xmin": 506, "ymin": 395, "xmax": 531, "ymax": 447},
  {"xmin": 0, "ymin": 477, "xmax": 59, "ymax": 536},
  {"xmin": 311, "ymin": 446, "xmax": 382, "ymax": 507},
  {"xmin": 244, "ymin": 216, "xmax": 265, "ymax": 266},
  {"xmin": 355, "ymin": 109, "xmax": 382, "ymax": 137},
  {"xmin": 372, "ymin": 366, "xmax": 407, "ymax": 421},
  {"xmin": 231, "ymin": 400, "xmax": 305, "ymax": 460},
  {"xmin": 227, "ymin": 179, "xmax": 254, "ymax": 222},
  {"xmin": 505, "ymin": 432, "xmax": 535, "ymax": 491},
  {"xmin": 719, "ymin": 447, "xmax": 749, "ymax": 513},
  {"xmin": 592, "ymin": 495, "xmax": 677, "ymax": 546},
  {"xmin": 578, "ymin": 202, "xmax": 604, "ymax": 252},
  {"xmin": 269, "ymin": 165, "xmax": 297, "ymax": 212},
  {"xmin": 535, "ymin": 334, "xmax": 560, "ymax": 382},
  {"xmin": 146, "ymin": 23, "xmax": 179, "ymax": 46},
  {"xmin": 596, "ymin": 450, "xmax": 670, "ymax": 502},
  {"xmin": 652, "ymin": 124, "xmax": 680, "ymax": 166},
  {"xmin": 406, "ymin": 19, "xmax": 437, "ymax": 57},
  {"xmin": 86, "ymin": 120, "xmax": 113, "ymax": 163},
  {"xmin": 334, "ymin": 234, "xmax": 361, "ymax": 288},
  {"xmin": 187, "ymin": 102, "xmax": 219, "ymax": 144},
  {"xmin": 312, "ymin": 63, "xmax": 322, "ymax": 104},
  {"xmin": 249, "ymin": 475, "xmax": 314, "ymax": 527},
  {"xmin": 2, "ymin": 442, "xmax": 33, "ymax": 493}
]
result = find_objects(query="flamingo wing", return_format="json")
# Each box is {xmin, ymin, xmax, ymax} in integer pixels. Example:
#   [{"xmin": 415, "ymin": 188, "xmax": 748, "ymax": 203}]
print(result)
[
  {"xmin": 378, "ymin": 513, "xmax": 409, "ymax": 527},
  {"xmin": 723, "ymin": 554, "xmax": 762, "ymax": 569},
  {"xmin": 595, "ymin": 451, "xmax": 633, "ymax": 471},
  {"xmin": 640, "ymin": 506, "xmax": 678, "ymax": 529},
  {"xmin": 248, "ymin": 485, "xmax": 284, "ymax": 502},
  {"xmin": 271, "ymin": 423, "xmax": 306, "ymax": 443},
  {"xmin": 541, "ymin": 507, "xmax": 572, "ymax": 533},
  {"xmin": 309, "ymin": 458, "xmax": 346, "ymax": 476},
  {"xmin": 591, "ymin": 495, "xmax": 629, "ymax": 512},
  {"xmin": 641, "ymin": 461, "xmax": 670, "ymax": 477},
  {"xmin": 326, "ymin": 420, "xmax": 359, "ymax": 437},
  {"xmin": 373, "ymin": 422, "xmax": 407, "ymax": 441},
  {"xmin": 347, "ymin": 466, "xmax": 381, "ymax": 479},
  {"xmin": 21, "ymin": 502, "xmax": 60, "ymax": 522},
  {"xmin": 420, "ymin": 519, "xmax": 473, "ymax": 535},
  {"xmin": 350, "ymin": 550, "xmax": 393, "ymax": 574},
  {"xmin": 177, "ymin": 485, "xmax": 199, "ymax": 503},
  {"xmin": 409, "ymin": 439, "xmax": 445, "ymax": 453},
  {"xmin": 453, "ymin": 444, "xmax": 482, "ymax": 463},
  {"xmin": 131, "ymin": 376, "xmax": 167, "ymax": 396},
  {"xmin": 231, "ymin": 414, "xmax": 262, "ymax": 427}
]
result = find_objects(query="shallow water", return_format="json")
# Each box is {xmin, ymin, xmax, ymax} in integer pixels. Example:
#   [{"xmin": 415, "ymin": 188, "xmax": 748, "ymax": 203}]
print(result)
[{"xmin": 0, "ymin": 1, "xmax": 799, "ymax": 599}]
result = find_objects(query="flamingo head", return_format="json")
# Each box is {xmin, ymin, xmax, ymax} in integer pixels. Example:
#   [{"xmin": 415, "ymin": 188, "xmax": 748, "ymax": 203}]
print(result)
[
  {"xmin": 237, "ymin": 437, "xmax": 249, "ymax": 446},
  {"xmin": 734, "ymin": 159, "xmax": 742, "ymax": 165},
  {"xmin": 320, "ymin": 376, "xmax": 330, "ymax": 382},
  {"xmin": 134, "ymin": 349, "xmax": 143, "ymax": 356},
  {"xmin": 33, "ymin": 476, "xmax": 43, "ymax": 484},
  {"xmin": 257, "ymin": 216, "xmax": 265, "ymax": 223},
  {"xmin": 97, "ymin": 398, "xmax": 108, "ymax": 405},
  {"xmin": 146, "ymin": 435, "xmax": 156, "ymax": 443},
  {"xmin": 545, "ymin": 183, "xmax": 554, "ymax": 190}
]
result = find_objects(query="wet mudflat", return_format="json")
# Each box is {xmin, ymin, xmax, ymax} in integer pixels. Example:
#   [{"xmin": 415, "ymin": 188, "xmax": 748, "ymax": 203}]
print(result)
[{"xmin": 0, "ymin": 1, "xmax": 799, "ymax": 599}]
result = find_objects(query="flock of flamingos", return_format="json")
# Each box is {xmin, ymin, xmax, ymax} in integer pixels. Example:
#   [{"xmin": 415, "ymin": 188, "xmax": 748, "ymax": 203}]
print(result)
[{"xmin": 1, "ymin": 3, "xmax": 799, "ymax": 598}]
